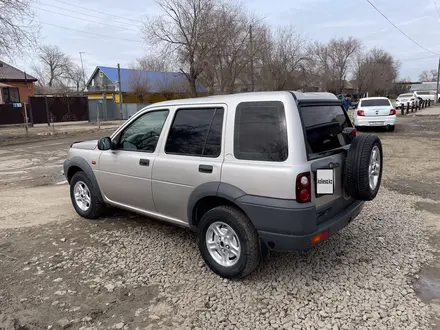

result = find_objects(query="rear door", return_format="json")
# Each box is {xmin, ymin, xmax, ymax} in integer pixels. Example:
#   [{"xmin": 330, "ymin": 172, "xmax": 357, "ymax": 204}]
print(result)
[
  {"xmin": 359, "ymin": 99, "xmax": 392, "ymax": 117},
  {"xmin": 152, "ymin": 106, "xmax": 225, "ymax": 223},
  {"xmin": 298, "ymin": 102, "xmax": 355, "ymax": 223}
]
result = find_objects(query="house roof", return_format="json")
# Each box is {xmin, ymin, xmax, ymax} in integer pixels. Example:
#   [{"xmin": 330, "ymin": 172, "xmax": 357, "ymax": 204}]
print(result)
[
  {"xmin": 88, "ymin": 66, "xmax": 208, "ymax": 94},
  {"xmin": 0, "ymin": 61, "xmax": 37, "ymax": 82}
]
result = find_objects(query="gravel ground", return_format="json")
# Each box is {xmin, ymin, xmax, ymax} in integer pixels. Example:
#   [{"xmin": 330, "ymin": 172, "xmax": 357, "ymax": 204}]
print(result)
[{"xmin": 1, "ymin": 115, "xmax": 440, "ymax": 330}]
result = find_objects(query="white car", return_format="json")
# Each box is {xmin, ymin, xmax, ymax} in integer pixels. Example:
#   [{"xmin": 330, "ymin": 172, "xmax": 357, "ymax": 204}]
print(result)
[
  {"xmin": 396, "ymin": 93, "xmax": 419, "ymax": 108},
  {"xmin": 353, "ymin": 97, "xmax": 396, "ymax": 132},
  {"xmin": 414, "ymin": 91, "xmax": 435, "ymax": 101}
]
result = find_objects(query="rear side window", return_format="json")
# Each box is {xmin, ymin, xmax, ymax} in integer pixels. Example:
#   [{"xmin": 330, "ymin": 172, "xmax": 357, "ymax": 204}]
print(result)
[
  {"xmin": 234, "ymin": 101, "xmax": 288, "ymax": 162},
  {"xmin": 299, "ymin": 105, "xmax": 350, "ymax": 157},
  {"xmin": 165, "ymin": 108, "xmax": 224, "ymax": 157},
  {"xmin": 360, "ymin": 99, "xmax": 391, "ymax": 107}
]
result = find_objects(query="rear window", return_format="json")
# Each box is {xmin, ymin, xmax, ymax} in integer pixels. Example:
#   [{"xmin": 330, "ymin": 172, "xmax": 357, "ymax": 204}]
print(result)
[
  {"xmin": 417, "ymin": 91, "xmax": 430, "ymax": 95},
  {"xmin": 360, "ymin": 99, "xmax": 391, "ymax": 107},
  {"xmin": 299, "ymin": 105, "xmax": 350, "ymax": 157}
]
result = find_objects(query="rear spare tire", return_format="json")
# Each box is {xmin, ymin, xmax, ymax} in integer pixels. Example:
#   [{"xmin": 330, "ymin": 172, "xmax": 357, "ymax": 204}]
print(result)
[{"xmin": 344, "ymin": 134, "xmax": 383, "ymax": 201}]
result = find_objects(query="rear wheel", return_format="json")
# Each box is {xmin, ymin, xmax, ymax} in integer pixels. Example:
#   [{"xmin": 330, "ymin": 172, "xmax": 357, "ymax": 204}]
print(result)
[
  {"xmin": 344, "ymin": 134, "xmax": 383, "ymax": 201},
  {"xmin": 388, "ymin": 125, "xmax": 395, "ymax": 132},
  {"xmin": 198, "ymin": 206, "xmax": 260, "ymax": 279}
]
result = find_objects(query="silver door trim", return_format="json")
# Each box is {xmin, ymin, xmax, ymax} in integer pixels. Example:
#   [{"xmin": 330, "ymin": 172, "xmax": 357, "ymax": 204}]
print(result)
[{"xmin": 103, "ymin": 196, "xmax": 190, "ymax": 228}]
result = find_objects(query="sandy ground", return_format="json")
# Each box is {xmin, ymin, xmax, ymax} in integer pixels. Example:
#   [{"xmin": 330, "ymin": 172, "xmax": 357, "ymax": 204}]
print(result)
[{"xmin": 2, "ymin": 112, "xmax": 440, "ymax": 329}]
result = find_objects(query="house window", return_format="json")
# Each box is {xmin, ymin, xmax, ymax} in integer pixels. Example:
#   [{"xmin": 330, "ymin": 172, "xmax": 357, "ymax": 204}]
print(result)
[{"xmin": 3, "ymin": 87, "xmax": 20, "ymax": 104}]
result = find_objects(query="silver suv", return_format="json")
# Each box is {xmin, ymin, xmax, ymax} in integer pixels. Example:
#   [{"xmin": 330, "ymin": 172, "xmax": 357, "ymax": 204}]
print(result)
[{"xmin": 64, "ymin": 91, "xmax": 383, "ymax": 279}]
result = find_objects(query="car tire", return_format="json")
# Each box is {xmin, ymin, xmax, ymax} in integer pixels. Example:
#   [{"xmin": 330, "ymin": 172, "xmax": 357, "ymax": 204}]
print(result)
[
  {"xmin": 198, "ymin": 206, "xmax": 261, "ymax": 279},
  {"xmin": 388, "ymin": 125, "xmax": 395, "ymax": 132},
  {"xmin": 70, "ymin": 171, "xmax": 106, "ymax": 219},
  {"xmin": 344, "ymin": 134, "xmax": 383, "ymax": 201}
]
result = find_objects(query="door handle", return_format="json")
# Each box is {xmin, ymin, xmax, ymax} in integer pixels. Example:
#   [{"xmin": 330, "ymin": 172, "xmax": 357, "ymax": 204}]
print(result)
[
  {"xmin": 139, "ymin": 159, "xmax": 150, "ymax": 166},
  {"xmin": 199, "ymin": 165, "xmax": 213, "ymax": 173}
]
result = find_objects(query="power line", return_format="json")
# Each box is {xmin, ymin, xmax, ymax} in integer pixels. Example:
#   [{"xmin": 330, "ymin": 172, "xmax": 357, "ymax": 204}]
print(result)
[
  {"xmin": 365, "ymin": 0, "xmax": 440, "ymax": 55},
  {"xmin": 51, "ymin": 0, "xmax": 143, "ymax": 24},
  {"xmin": 40, "ymin": 22, "xmax": 143, "ymax": 43},
  {"xmin": 33, "ymin": 5, "xmax": 139, "ymax": 32},
  {"xmin": 37, "ymin": 1, "xmax": 141, "ymax": 28},
  {"xmin": 434, "ymin": 0, "xmax": 440, "ymax": 19}
]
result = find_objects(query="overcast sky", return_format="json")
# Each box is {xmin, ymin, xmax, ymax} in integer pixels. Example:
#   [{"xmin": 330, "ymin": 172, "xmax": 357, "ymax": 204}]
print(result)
[{"xmin": 12, "ymin": 0, "xmax": 440, "ymax": 81}]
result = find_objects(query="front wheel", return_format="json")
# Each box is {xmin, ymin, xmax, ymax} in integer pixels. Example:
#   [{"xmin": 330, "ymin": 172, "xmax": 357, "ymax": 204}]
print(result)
[
  {"xmin": 70, "ymin": 171, "xmax": 105, "ymax": 219},
  {"xmin": 198, "ymin": 206, "xmax": 261, "ymax": 279}
]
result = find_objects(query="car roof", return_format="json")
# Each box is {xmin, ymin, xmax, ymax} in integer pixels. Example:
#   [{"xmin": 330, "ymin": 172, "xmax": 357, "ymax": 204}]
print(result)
[
  {"xmin": 359, "ymin": 97, "xmax": 390, "ymax": 101},
  {"xmin": 144, "ymin": 91, "xmax": 339, "ymax": 109}
]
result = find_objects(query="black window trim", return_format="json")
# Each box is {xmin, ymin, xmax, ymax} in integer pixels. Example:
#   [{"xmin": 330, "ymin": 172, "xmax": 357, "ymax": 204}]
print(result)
[
  {"xmin": 296, "ymin": 101, "xmax": 353, "ymax": 161},
  {"xmin": 164, "ymin": 106, "xmax": 225, "ymax": 158},
  {"xmin": 112, "ymin": 109, "xmax": 170, "ymax": 153},
  {"xmin": 233, "ymin": 100, "xmax": 288, "ymax": 162}
]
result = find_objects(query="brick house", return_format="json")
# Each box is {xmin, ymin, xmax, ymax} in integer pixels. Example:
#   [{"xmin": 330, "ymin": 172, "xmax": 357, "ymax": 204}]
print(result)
[{"xmin": 0, "ymin": 61, "xmax": 37, "ymax": 104}]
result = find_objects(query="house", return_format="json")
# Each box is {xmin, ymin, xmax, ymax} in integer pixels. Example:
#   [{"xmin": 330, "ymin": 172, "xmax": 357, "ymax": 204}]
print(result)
[
  {"xmin": 0, "ymin": 61, "xmax": 37, "ymax": 104},
  {"xmin": 85, "ymin": 66, "xmax": 208, "ymax": 104}
]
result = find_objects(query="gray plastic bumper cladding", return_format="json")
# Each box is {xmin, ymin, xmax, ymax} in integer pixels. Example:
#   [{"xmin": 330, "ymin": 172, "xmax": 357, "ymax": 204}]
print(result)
[{"xmin": 235, "ymin": 195, "xmax": 364, "ymax": 251}]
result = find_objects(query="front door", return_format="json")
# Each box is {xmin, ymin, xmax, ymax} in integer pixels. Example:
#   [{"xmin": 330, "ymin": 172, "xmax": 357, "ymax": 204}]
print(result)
[
  {"xmin": 152, "ymin": 106, "xmax": 225, "ymax": 223},
  {"xmin": 96, "ymin": 109, "xmax": 170, "ymax": 212}
]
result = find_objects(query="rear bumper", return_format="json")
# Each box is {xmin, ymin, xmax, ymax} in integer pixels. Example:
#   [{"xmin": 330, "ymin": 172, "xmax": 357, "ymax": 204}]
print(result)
[
  {"xmin": 356, "ymin": 115, "xmax": 396, "ymax": 127},
  {"xmin": 235, "ymin": 195, "xmax": 365, "ymax": 252},
  {"xmin": 257, "ymin": 200, "xmax": 364, "ymax": 251}
]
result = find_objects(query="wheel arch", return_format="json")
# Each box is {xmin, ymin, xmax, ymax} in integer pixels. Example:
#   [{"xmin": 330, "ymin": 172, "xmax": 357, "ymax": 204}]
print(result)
[
  {"xmin": 65, "ymin": 156, "xmax": 104, "ymax": 202},
  {"xmin": 187, "ymin": 182, "xmax": 248, "ymax": 231}
]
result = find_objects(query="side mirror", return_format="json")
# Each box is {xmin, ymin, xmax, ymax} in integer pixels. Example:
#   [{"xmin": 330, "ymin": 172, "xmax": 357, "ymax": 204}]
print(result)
[{"xmin": 97, "ymin": 137, "xmax": 112, "ymax": 150}]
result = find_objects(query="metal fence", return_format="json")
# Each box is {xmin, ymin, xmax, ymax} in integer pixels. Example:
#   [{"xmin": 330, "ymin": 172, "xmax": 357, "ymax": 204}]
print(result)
[
  {"xmin": 29, "ymin": 96, "xmax": 89, "ymax": 124},
  {"xmin": 0, "ymin": 103, "xmax": 25, "ymax": 125},
  {"xmin": 88, "ymin": 100, "xmax": 150, "ymax": 121}
]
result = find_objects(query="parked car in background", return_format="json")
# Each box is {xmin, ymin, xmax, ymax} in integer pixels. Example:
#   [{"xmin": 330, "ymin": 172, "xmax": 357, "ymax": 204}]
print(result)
[
  {"xmin": 414, "ymin": 91, "xmax": 435, "ymax": 101},
  {"xmin": 353, "ymin": 97, "xmax": 396, "ymax": 131},
  {"xmin": 396, "ymin": 93, "xmax": 419, "ymax": 108}
]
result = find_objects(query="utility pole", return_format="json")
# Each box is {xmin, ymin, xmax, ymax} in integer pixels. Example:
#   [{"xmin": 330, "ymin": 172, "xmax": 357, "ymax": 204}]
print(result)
[
  {"xmin": 436, "ymin": 57, "xmax": 440, "ymax": 103},
  {"xmin": 79, "ymin": 52, "xmax": 86, "ymax": 91},
  {"xmin": 249, "ymin": 24, "xmax": 255, "ymax": 92},
  {"xmin": 117, "ymin": 63, "xmax": 123, "ymax": 119}
]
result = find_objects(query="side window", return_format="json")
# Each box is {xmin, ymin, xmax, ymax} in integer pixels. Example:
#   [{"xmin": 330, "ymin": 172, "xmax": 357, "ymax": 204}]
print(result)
[
  {"xmin": 234, "ymin": 101, "xmax": 288, "ymax": 162},
  {"xmin": 117, "ymin": 110, "xmax": 169, "ymax": 152},
  {"xmin": 165, "ymin": 108, "xmax": 224, "ymax": 157}
]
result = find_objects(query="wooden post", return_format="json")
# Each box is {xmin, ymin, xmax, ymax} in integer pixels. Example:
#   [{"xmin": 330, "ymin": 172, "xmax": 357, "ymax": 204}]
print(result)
[
  {"xmin": 97, "ymin": 101, "xmax": 101, "ymax": 129},
  {"xmin": 23, "ymin": 103, "xmax": 29, "ymax": 138},
  {"xmin": 45, "ymin": 96, "xmax": 50, "ymax": 126},
  {"xmin": 52, "ymin": 114, "xmax": 55, "ymax": 133}
]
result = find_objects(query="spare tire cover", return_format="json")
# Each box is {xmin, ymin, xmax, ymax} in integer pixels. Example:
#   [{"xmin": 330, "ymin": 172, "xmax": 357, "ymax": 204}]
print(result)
[{"xmin": 344, "ymin": 134, "xmax": 383, "ymax": 201}]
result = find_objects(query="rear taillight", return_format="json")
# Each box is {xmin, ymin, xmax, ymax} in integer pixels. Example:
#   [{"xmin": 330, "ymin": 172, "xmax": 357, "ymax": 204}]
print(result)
[
  {"xmin": 296, "ymin": 172, "xmax": 311, "ymax": 203},
  {"xmin": 410, "ymin": 98, "xmax": 414, "ymax": 101},
  {"xmin": 357, "ymin": 110, "xmax": 365, "ymax": 116},
  {"xmin": 389, "ymin": 109, "xmax": 396, "ymax": 115}
]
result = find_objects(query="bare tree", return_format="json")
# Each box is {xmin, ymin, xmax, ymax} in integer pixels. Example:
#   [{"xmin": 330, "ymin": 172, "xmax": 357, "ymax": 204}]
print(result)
[
  {"xmin": 128, "ymin": 71, "xmax": 150, "ymax": 102},
  {"xmin": 352, "ymin": 48, "xmax": 399, "ymax": 97},
  {"xmin": 327, "ymin": 37, "xmax": 361, "ymax": 93},
  {"xmin": 419, "ymin": 69, "xmax": 437, "ymax": 82},
  {"xmin": 144, "ymin": 0, "xmax": 222, "ymax": 97},
  {"xmin": 257, "ymin": 26, "xmax": 306, "ymax": 91},
  {"xmin": 0, "ymin": 0, "xmax": 39, "ymax": 58},
  {"xmin": 67, "ymin": 64, "xmax": 86, "ymax": 92},
  {"xmin": 135, "ymin": 54, "xmax": 172, "ymax": 72},
  {"xmin": 33, "ymin": 45, "xmax": 74, "ymax": 87}
]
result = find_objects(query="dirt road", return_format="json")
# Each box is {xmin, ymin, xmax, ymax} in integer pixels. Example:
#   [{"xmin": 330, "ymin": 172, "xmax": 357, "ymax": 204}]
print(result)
[{"xmin": 1, "ymin": 115, "xmax": 440, "ymax": 330}]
